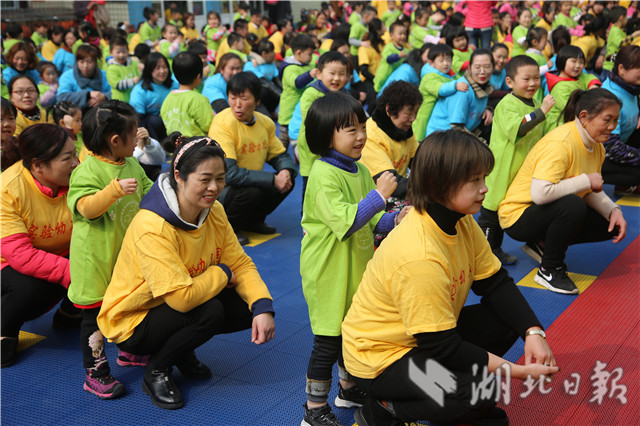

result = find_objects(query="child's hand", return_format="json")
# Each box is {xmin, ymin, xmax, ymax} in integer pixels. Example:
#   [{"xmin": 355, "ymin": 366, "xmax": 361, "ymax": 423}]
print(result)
[
  {"xmin": 541, "ymin": 95, "xmax": 555, "ymax": 114},
  {"xmin": 359, "ymin": 91, "xmax": 367, "ymax": 103},
  {"xmin": 396, "ymin": 206, "xmax": 411, "ymax": 225},
  {"xmin": 547, "ymin": 59, "xmax": 554, "ymax": 68},
  {"xmin": 310, "ymin": 68, "xmax": 319, "ymax": 79},
  {"xmin": 203, "ymin": 64, "xmax": 211, "ymax": 75},
  {"xmin": 376, "ymin": 171, "xmax": 397, "ymax": 199},
  {"xmin": 136, "ymin": 127, "xmax": 150, "ymax": 149},
  {"xmin": 118, "ymin": 178, "xmax": 138, "ymax": 195},
  {"xmin": 632, "ymin": 30, "xmax": 640, "ymax": 39},
  {"xmin": 482, "ymin": 108, "xmax": 493, "ymax": 125},
  {"xmin": 587, "ymin": 172, "xmax": 603, "ymax": 192},
  {"xmin": 456, "ymin": 81, "xmax": 468, "ymax": 92},
  {"xmin": 399, "ymin": 51, "xmax": 407, "ymax": 58},
  {"xmin": 252, "ymin": 58, "xmax": 259, "ymax": 67},
  {"xmin": 133, "ymin": 76, "xmax": 141, "ymax": 84}
]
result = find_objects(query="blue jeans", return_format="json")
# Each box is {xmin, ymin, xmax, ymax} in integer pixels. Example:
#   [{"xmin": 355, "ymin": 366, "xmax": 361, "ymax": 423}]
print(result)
[{"xmin": 466, "ymin": 28, "xmax": 493, "ymax": 49}]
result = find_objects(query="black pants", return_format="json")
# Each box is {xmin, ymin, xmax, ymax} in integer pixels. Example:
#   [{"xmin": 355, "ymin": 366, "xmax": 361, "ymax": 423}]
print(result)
[
  {"xmin": 118, "ymin": 288, "xmax": 252, "ymax": 373},
  {"xmin": 81, "ymin": 307, "xmax": 109, "ymax": 372},
  {"xmin": 477, "ymin": 207, "xmax": 504, "ymax": 251},
  {"xmin": 307, "ymin": 334, "xmax": 345, "ymax": 381},
  {"xmin": 1, "ymin": 266, "xmax": 68, "ymax": 338},
  {"xmin": 138, "ymin": 114, "xmax": 167, "ymax": 142},
  {"xmin": 601, "ymin": 159, "xmax": 640, "ymax": 186},
  {"xmin": 353, "ymin": 303, "xmax": 518, "ymax": 424},
  {"xmin": 504, "ymin": 194, "xmax": 615, "ymax": 269},
  {"xmin": 221, "ymin": 183, "xmax": 294, "ymax": 230}
]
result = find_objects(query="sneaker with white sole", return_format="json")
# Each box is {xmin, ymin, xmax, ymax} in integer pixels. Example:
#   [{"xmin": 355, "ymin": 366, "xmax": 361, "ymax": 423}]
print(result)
[
  {"xmin": 521, "ymin": 242, "xmax": 543, "ymax": 264},
  {"xmin": 334, "ymin": 383, "xmax": 368, "ymax": 408},
  {"xmin": 301, "ymin": 403, "xmax": 342, "ymax": 426},
  {"xmin": 534, "ymin": 266, "xmax": 579, "ymax": 295}
]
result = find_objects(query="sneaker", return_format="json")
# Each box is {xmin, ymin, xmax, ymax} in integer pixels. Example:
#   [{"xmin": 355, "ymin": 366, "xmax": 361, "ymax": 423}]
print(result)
[
  {"xmin": 117, "ymin": 350, "xmax": 150, "ymax": 367},
  {"xmin": 614, "ymin": 185, "xmax": 640, "ymax": 197},
  {"xmin": 301, "ymin": 403, "xmax": 342, "ymax": 426},
  {"xmin": 492, "ymin": 247, "xmax": 517, "ymax": 265},
  {"xmin": 521, "ymin": 242, "xmax": 543, "ymax": 264},
  {"xmin": 534, "ymin": 266, "xmax": 579, "ymax": 295},
  {"xmin": 353, "ymin": 406, "xmax": 370, "ymax": 426},
  {"xmin": 335, "ymin": 383, "xmax": 368, "ymax": 408},
  {"xmin": 84, "ymin": 371, "xmax": 126, "ymax": 399}
]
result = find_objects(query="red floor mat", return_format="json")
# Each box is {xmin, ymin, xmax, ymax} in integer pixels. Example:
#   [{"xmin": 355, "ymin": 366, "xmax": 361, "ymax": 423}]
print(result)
[{"xmin": 501, "ymin": 236, "xmax": 640, "ymax": 425}]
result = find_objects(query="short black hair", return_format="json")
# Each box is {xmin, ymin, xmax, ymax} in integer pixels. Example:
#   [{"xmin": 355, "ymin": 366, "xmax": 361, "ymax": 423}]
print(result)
[
  {"xmin": 133, "ymin": 43, "xmax": 151, "ymax": 61},
  {"xmin": 609, "ymin": 6, "xmax": 628, "ymax": 24},
  {"xmin": 427, "ymin": 44, "xmax": 453, "ymax": 61},
  {"xmin": 556, "ymin": 45, "xmax": 585, "ymax": 74},
  {"xmin": 227, "ymin": 32, "xmax": 244, "ymax": 47},
  {"xmin": 505, "ymin": 55, "xmax": 539, "ymax": 79},
  {"xmin": 317, "ymin": 51, "xmax": 348, "ymax": 71},
  {"xmin": 227, "ymin": 71, "xmax": 262, "ymax": 103},
  {"xmin": 234, "ymin": 19, "xmax": 249, "ymax": 32},
  {"xmin": 408, "ymin": 130, "xmax": 494, "ymax": 212},
  {"xmin": 525, "ymin": 27, "xmax": 547, "ymax": 48},
  {"xmin": 305, "ymin": 92, "xmax": 367, "ymax": 157},
  {"xmin": 377, "ymin": 80, "xmax": 423, "ymax": 116},
  {"xmin": 291, "ymin": 34, "xmax": 315, "ymax": 52},
  {"xmin": 143, "ymin": 6, "xmax": 158, "ymax": 20},
  {"xmin": 445, "ymin": 25, "xmax": 468, "ymax": 47},
  {"xmin": 470, "ymin": 48, "xmax": 494, "ymax": 67},
  {"xmin": 172, "ymin": 52, "xmax": 203, "ymax": 85},
  {"xmin": 362, "ymin": 5, "xmax": 377, "ymax": 15},
  {"xmin": 109, "ymin": 36, "xmax": 128, "ymax": 51},
  {"xmin": 187, "ymin": 40, "xmax": 208, "ymax": 58},
  {"xmin": 254, "ymin": 39, "xmax": 274, "ymax": 55}
]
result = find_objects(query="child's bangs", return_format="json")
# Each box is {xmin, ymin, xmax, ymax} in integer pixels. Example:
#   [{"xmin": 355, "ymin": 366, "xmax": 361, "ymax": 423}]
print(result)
[{"xmin": 335, "ymin": 103, "xmax": 367, "ymax": 131}]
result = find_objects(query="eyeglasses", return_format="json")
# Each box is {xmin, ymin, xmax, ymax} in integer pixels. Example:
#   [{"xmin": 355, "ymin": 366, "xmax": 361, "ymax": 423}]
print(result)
[
  {"xmin": 471, "ymin": 65, "xmax": 493, "ymax": 72},
  {"xmin": 12, "ymin": 89, "xmax": 38, "ymax": 97}
]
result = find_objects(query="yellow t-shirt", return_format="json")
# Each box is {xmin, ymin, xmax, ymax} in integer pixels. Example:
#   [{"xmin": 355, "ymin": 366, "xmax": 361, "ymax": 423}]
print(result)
[
  {"xmin": 208, "ymin": 109, "xmax": 285, "ymax": 171},
  {"xmin": 360, "ymin": 117, "xmax": 418, "ymax": 178},
  {"xmin": 41, "ymin": 40, "xmax": 60, "ymax": 61},
  {"xmin": 97, "ymin": 202, "xmax": 272, "ymax": 344},
  {"xmin": 14, "ymin": 108, "xmax": 53, "ymax": 136},
  {"xmin": 342, "ymin": 208, "xmax": 501, "ymax": 379},
  {"xmin": 269, "ymin": 31, "xmax": 284, "ymax": 55},
  {"xmin": 357, "ymin": 45, "xmax": 382, "ymax": 81},
  {"xmin": 248, "ymin": 23, "xmax": 268, "ymax": 40},
  {"xmin": 216, "ymin": 37, "xmax": 251, "ymax": 59},
  {"xmin": 1, "ymin": 162, "xmax": 73, "ymax": 264},
  {"xmin": 180, "ymin": 27, "xmax": 200, "ymax": 42},
  {"xmin": 571, "ymin": 34, "xmax": 605, "ymax": 65},
  {"xmin": 498, "ymin": 121, "xmax": 605, "ymax": 229}
]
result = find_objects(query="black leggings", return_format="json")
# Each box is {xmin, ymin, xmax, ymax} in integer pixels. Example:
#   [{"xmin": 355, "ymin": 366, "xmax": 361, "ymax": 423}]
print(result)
[
  {"xmin": 118, "ymin": 288, "xmax": 253, "ymax": 373},
  {"xmin": 221, "ymin": 183, "xmax": 294, "ymax": 230},
  {"xmin": 307, "ymin": 334, "xmax": 345, "ymax": 381},
  {"xmin": 601, "ymin": 159, "xmax": 640, "ymax": 186},
  {"xmin": 504, "ymin": 194, "xmax": 615, "ymax": 269},
  {"xmin": 352, "ymin": 303, "xmax": 519, "ymax": 424},
  {"xmin": 1, "ymin": 266, "xmax": 68, "ymax": 338}
]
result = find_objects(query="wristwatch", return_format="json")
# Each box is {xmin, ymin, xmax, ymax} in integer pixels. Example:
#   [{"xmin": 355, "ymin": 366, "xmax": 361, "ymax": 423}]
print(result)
[{"xmin": 525, "ymin": 329, "xmax": 546, "ymax": 339}]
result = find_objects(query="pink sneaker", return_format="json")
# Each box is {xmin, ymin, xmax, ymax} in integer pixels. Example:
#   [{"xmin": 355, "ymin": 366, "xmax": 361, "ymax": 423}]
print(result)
[
  {"xmin": 84, "ymin": 372, "xmax": 125, "ymax": 399},
  {"xmin": 117, "ymin": 350, "xmax": 150, "ymax": 367}
]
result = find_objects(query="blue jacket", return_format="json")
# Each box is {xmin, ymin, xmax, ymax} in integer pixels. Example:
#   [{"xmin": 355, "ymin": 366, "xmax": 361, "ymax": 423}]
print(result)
[
  {"xmin": 52, "ymin": 49, "xmax": 75, "ymax": 74},
  {"xmin": 602, "ymin": 75, "xmax": 639, "ymax": 143},
  {"xmin": 378, "ymin": 63, "xmax": 420, "ymax": 97},
  {"xmin": 129, "ymin": 80, "xmax": 179, "ymax": 116},
  {"xmin": 3, "ymin": 67, "xmax": 40, "ymax": 85},
  {"xmin": 490, "ymin": 69, "xmax": 509, "ymax": 91},
  {"xmin": 57, "ymin": 64, "xmax": 111, "ymax": 108},
  {"xmin": 427, "ymin": 76, "xmax": 488, "ymax": 134},
  {"xmin": 244, "ymin": 61, "xmax": 279, "ymax": 81},
  {"xmin": 201, "ymin": 73, "xmax": 227, "ymax": 104}
]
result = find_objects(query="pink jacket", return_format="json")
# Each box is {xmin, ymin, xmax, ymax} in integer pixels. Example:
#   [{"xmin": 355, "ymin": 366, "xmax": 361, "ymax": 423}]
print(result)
[{"xmin": 457, "ymin": 1, "xmax": 496, "ymax": 29}]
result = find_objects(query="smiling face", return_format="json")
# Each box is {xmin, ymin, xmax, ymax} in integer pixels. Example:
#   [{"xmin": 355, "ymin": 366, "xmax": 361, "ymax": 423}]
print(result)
[
  {"xmin": 391, "ymin": 25, "xmax": 407, "ymax": 46},
  {"xmin": 64, "ymin": 31, "xmax": 77, "ymax": 49},
  {"xmin": 330, "ymin": 118, "xmax": 367, "ymax": 159},
  {"xmin": 41, "ymin": 65, "xmax": 58, "ymax": 84},
  {"xmin": 10, "ymin": 77, "xmax": 39, "ymax": 110},
  {"xmin": 619, "ymin": 65, "xmax": 640, "ymax": 86},
  {"xmin": 111, "ymin": 45, "xmax": 129, "ymax": 64},
  {"xmin": 1, "ymin": 107, "xmax": 16, "ymax": 141},
  {"xmin": 317, "ymin": 61, "xmax": 349, "ymax": 92},
  {"xmin": 229, "ymin": 88, "xmax": 257, "ymax": 123},
  {"xmin": 163, "ymin": 25, "xmax": 179, "ymax": 42},
  {"xmin": 580, "ymin": 104, "xmax": 620, "ymax": 144},
  {"xmin": 470, "ymin": 53, "xmax": 493, "ymax": 84},
  {"xmin": 36, "ymin": 138, "xmax": 79, "ymax": 190},
  {"xmin": 432, "ymin": 53, "xmax": 452, "ymax": 74},
  {"xmin": 519, "ymin": 10, "xmax": 533, "ymax": 27},
  {"xmin": 208, "ymin": 14, "xmax": 220, "ymax": 27},
  {"xmin": 176, "ymin": 156, "xmax": 226, "ymax": 218},
  {"xmin": 12, "ymin": 50, "xmax": 28, "ymax": 71},
  {"xmin": 562, "ymin": 56, "xmax": 585, "ymax": 78},
  {"xmin": 388, "ymin": 104, "xmax": 419, "ymax": 132},
  {"xmin": 444, "ymin": 173, "xmax": 488, "ymax": 215},
  {"xmin": 492, "ymin": 47, "xmax": 509, "ymax": 72},
  {"xmin": 507, "ymin": 64, "xmax": 541, "ymax": 99},
  {"xmin": 151, "ymin": 59, "xmax": 170, "ymax": 84},
  {"xmin": 452, "ymin": 35, "xmax": 467, "ymax": 51}
]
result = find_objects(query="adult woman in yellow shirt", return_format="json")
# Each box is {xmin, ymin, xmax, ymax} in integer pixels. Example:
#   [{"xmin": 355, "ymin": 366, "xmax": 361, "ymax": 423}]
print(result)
[
  {"xmin": 1, "ymin": 124, "xmax": 80, "ymax": 367},
  {"xmin": 499, "ymin": 89, "xmax": 627, "ymax": 295},
  {"xmin": 8, "ymin": 75, "xmax": 53, "ymax": 137},
  {"xmin": 97, "ymin": 134, "xmax": 275, "ymax": 410}
]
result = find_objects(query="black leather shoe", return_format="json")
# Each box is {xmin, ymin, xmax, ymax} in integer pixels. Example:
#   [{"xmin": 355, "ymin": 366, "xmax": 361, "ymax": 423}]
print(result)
[
  {"xmin": 244, "ymin": 222, "xmax": 276, "ymax": 234},
  {"xmin": 235, "ymin": 231, "xmax": 250, "ymax": 245},
  {"xmin": 142, "ymin": 368, "xmax": 184, "ymax": 409},
  {"xmin": 176, "ymin": 352, "xmax": 212, "ymax": 379}
]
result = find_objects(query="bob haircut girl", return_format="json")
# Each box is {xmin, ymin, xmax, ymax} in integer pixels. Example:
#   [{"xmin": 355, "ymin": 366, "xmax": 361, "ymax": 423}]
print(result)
[{"xmin": 299, "ymin": 92, "xmax": 404, "ymax": 424}]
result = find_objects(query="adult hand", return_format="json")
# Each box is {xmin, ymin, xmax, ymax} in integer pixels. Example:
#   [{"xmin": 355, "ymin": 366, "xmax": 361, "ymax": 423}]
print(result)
[
  {"xmin": 456, "ymin": 81, "xmax": 468, "ymax": 92},
  {"xmin": 595, "ymin": 55, "xmax": 604, "ymax": 70},
  {"xmin": 376, "ymin": 171, "xmax": 397, "ymax": 199},
  {"xmin": 523, "ymin": 329, "xmax": 559, "ymax": 382},
  {"xmin": 482, "ymin": 108, "xmax": 493, "ymax": 125},
  {"xmin": 89, "ymin": 91, "xmax": 106, "ymax": 107},
  {"xmin": 136, "ymin": 127, "xmax": 150, "ymax": 149},
  {"xmin": 609, "ymin": 208, "xmax": 626, "ymax": 243},
  {"xmin": 541, "ymin": 95, "xmax": 555, "ymax": 115},
  {"xmin": 251, "ymin": 312, "xmax": 275, "ymax": 345},
  {"xmin": 274, "ymin": 169, "xmax": 292, "ymax": 193},
  {"xmin": 226, "ymin": 271, "xmax": 238, "ymax": 288},
  {"xmin": 118, "ymin": 178, "xmax": 138, "ymax": 194},
  {"xmin": 587, "ymin": 172, "xmax": 603, "ymax": 192}
]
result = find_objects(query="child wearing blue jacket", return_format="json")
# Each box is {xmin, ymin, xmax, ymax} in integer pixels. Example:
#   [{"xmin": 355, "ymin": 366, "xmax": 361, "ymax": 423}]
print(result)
[{"xmin": 57, "ymin": 45, "xmax": 111, "ymax": 110}]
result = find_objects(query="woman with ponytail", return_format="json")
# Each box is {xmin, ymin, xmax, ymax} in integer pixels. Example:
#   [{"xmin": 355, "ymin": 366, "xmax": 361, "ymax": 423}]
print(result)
[
  {"xmin": 498, "ymin": 88, "xmax": 627, "ymax": 295},
  {"xmin": 97, "ymin": 132, "xmax": 275, "ymax": 410}
]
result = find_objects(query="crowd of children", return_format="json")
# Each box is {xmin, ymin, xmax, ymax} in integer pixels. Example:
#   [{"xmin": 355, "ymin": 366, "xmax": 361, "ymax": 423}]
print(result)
[{"xmin": 1, "ymin": 1, "xmax": 639, "ymax": 425}]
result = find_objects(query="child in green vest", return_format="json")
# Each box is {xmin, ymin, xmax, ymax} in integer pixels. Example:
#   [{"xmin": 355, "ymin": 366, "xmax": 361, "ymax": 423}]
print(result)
[
  {"xmin": 413, "ymin": 44, "xmax": 468, "ymax": 141},
  {"xmin": 159, "ymin": 23, "xmax": 186, "ymax": 67},
  {"xmin": 348, "ymin": 5, "xmax": 377, "ymax": 56},
  {"xmin": 553, "ymin": 2, "xmax": 576, "ymax": 29},
  {"xmin": 31, "ymin": 21, "xmax": 48, "ymax": 51},
  {"xmin": 227, "ymin": 32, "xmax": 248, "ymax": 62},
  {"xmin": 478, "ymin": 55, "xmax": 555, "ymax": 265},
  {"xmin": 447, "ymin": 26, "xmax": 471, "ymax": 76},
  {"xmin": 106, "ymin": 36, "xmax": 140, "ymax": 102},
  {"xmin": 409, "ymin": 7, "xmax": 433, "ymax": 49},
  {"xmin": 139, "ymin": 6, "xmax": 162, "ymax": 47},
  {"xmin": 160, "ymin": 52, "xmax": 213, "ymax": 137},
  {"xmin": 382, "ymin": 1, "xmax": 401, "ymax": 28},
  {"xmin": 277, "ymin": 34, "xmax": 317, "ymax": 149},
  {"xmin": 524, "ymin": 27, "xmax": 553, "ymax": 104},
  {"xmin": 374, "ymin": 22, "xmax": 408, "ymax": 93},
  {"xmin": 202, "ymin": 11, "xmax": 226, "ymax": 61},
  {"xmin": 603, "ymin": 6, "xmax": 640, "ymax": 71},
  {"xmin": 511, "ymin": 8, "xmax": 533, "ymax": 57}
]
